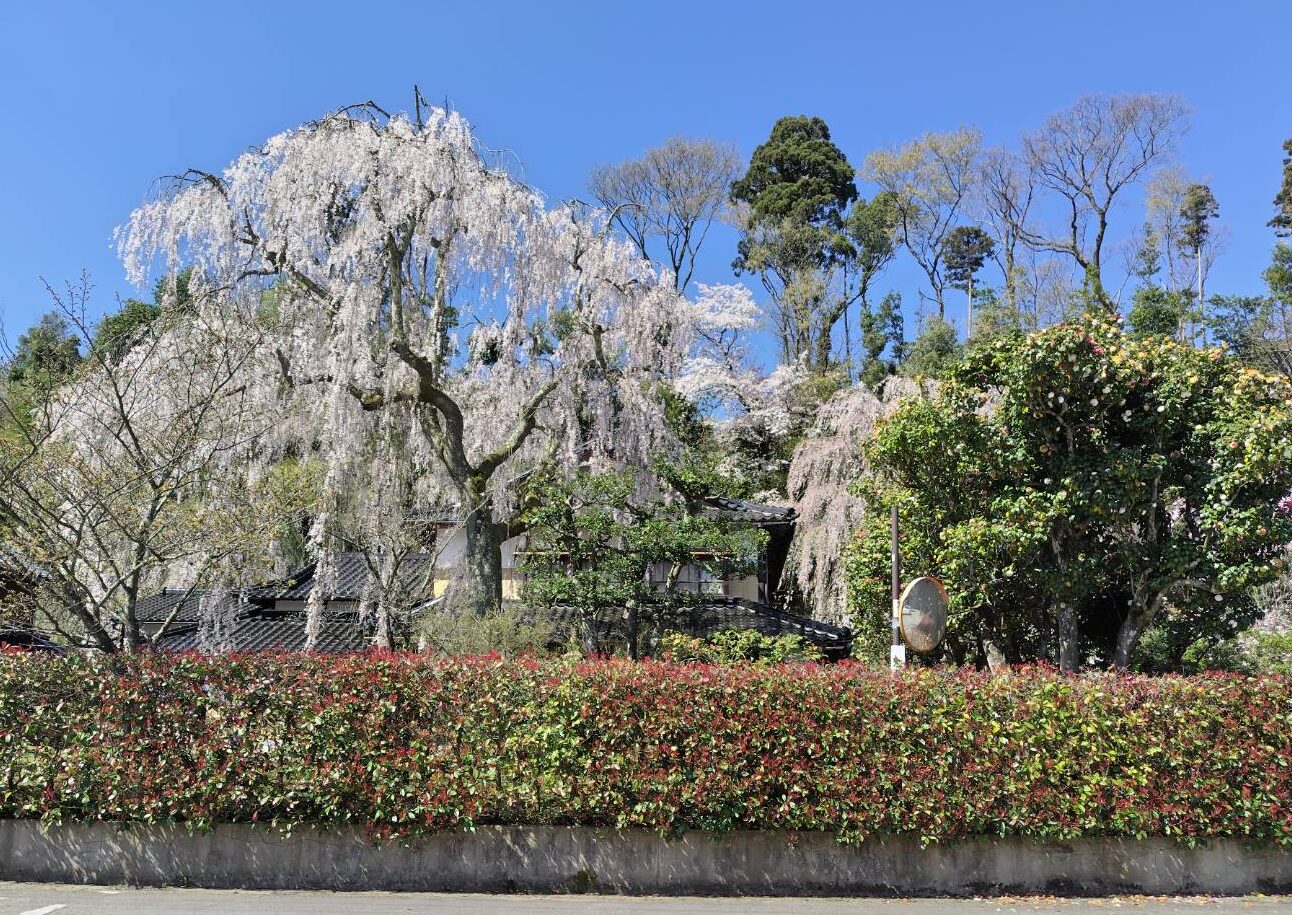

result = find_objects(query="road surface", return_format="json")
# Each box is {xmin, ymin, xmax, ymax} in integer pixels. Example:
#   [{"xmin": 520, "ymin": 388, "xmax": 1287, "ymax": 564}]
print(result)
[{"xmin": 2, "ymin": 884, "xmax": 1292, "ymax": 914}]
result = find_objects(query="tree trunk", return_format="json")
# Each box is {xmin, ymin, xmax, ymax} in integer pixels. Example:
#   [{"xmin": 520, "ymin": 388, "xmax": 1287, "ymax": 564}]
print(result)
[
  {"xmin": 814, "ymin": 324, "xmax": 833, "ymax": 371},
  {"xmin": 983, "ymin": 637, "xmax": 1008, "ymax": 672},
  {"xmin": 1003, "ymin": 248, "xmax": 1017, "ymax": 315},
  {"xmin": 374, "ymin": 601, "xmax": 392, "ymax": 650},
  {"xmin": 1112, "ymin": 596, "xmax": 1156, "ymax": 671},
  {"xmin": 460, "ymin": 497, "xmax": 504, "ymax": 615},
  {"xmin": 82, "ymin": 607, "xmax": 118, "ymax": 653},
  {"xmin": 1196, "ymin": 247, "xmax": 1205, "ymax": 346},
  {"xmin": 1057, "ymin": 601, "xmax": 1080, "ymax": 673},
  {"xmin": 626, "ymin": 601, "xmax": 639, "ymax": 661}
]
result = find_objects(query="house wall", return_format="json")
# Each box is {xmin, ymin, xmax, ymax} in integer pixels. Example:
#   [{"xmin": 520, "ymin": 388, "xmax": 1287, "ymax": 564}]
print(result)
[
  {"xmin": 424, "ymin": 530, "xmax": 524, "ymax": 600},
  {"xmin": 427, "ymin": 530, "xmax": 767, "ymax": 604}
]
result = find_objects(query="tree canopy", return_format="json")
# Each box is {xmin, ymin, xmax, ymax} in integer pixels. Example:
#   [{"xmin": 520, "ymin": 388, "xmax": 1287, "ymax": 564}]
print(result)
[
  {"xmin": 117, "ymin": 101, "xmax": 734, "ymax": 639},
  {"xmin": 849, "ymin": 313, "xmax": 1292, "ymax": 671}
]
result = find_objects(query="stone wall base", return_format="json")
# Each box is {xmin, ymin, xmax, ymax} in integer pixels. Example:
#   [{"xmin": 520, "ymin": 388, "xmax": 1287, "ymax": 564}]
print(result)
[{"xmin": 1, "ymin": 822, "xmax": 1289, "ymax": 896}]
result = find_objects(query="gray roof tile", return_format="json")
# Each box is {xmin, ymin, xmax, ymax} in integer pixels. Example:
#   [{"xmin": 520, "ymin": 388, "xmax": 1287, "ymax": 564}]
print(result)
[{"xmin": 154, "ymin": 611, "xmax": 372, "ymax": 653}]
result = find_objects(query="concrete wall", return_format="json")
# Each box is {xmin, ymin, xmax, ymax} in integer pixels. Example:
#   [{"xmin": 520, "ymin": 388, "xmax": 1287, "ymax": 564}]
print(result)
[{"xmin": 1, "ymin": 822, "xmax": 1290, "ymax": 895}]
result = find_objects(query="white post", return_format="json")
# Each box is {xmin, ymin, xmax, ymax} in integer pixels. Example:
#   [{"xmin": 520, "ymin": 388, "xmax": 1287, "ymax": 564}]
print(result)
[{"xmin": 890, "ymin": 505, "xmax": 905, "ymax": 672}]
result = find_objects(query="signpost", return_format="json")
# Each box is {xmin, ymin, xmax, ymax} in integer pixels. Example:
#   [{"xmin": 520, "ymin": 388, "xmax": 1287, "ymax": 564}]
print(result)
[{"xmin": 889, "ymin": 507, "xmax": 947, "ymax": 670}]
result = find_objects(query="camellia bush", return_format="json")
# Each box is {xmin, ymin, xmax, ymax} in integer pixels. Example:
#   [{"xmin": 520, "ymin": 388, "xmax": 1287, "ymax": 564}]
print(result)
[
  {"xmin": 2, "ymin": 652, "xmax": 1291, "ymax": 845},
  {"xmin": 848, "ymin": 312, "xmax": 1292, "ymax": 672}
]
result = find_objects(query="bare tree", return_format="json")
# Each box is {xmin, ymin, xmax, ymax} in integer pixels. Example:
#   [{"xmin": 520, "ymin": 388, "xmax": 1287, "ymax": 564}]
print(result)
[
  {"xmin": 0, "ymin": 277, "xmax": 304, "ymax": 651},
  {"xmin": 977, "ymin": 147, "xmax": 1036, "ymax": 314},
  {"xmin": 1019, "ymin": 94, "xmax": 1188, "ymax": 307},
  {"xmin": 863, "ymin": 128, "xmax": 982, "ymax": 318},
  {"xmin": 589, "ymin": 137, "xmax": 741, "ymax": 291}
]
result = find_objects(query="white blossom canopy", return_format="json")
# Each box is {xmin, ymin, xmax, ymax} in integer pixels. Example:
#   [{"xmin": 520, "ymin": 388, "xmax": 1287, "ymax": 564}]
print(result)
[{"xmin": 118, "ymin": 101, "xmax": 747, "ymax": 634}]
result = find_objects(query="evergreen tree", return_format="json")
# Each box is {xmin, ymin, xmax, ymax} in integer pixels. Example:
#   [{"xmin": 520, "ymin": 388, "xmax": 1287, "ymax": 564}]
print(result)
[{"xmin": 7, "ymin": 312, "xmax": 82, "ymax": 388}]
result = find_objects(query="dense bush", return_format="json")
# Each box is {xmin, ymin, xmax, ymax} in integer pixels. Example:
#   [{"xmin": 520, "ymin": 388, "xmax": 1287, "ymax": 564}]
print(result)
[
  {"xmin": 849, "ymin": 313, "xmax": 1292, "ymax": 672},
  {"xmin": 2, "ymin": 652, "xmax": 1291, "ymax": 845},
  {"xmin": 657, "ymin": 629, "xmax": 822, "ymax": 664}
]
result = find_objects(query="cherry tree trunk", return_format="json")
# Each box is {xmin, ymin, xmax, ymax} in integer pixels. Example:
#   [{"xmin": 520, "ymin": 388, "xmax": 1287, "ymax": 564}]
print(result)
[{"xmin": 460, "ymin": 502, "xmax": 504, "ymax": 615}]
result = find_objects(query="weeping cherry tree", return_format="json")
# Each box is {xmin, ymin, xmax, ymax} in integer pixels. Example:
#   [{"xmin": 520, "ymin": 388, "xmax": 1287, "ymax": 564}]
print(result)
[{"xmin": 120, "ymin": 100, "xmax": 712, "ymax": 639}]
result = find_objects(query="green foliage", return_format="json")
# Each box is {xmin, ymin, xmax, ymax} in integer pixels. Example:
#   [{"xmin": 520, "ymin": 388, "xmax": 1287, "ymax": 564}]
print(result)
[
  {"xmin": 90, "ymin": 270, "xmax": 194, "ymax": 364},
  {"xmin": 1128, "ymin": 285, "xmax": 1191, "ymax": 339},
  {"xmin": 4, "ymin": 654, "xmax": 1292, "ymax": 845},
  {"xmin": 845, "ymin": 192, "xmax": 899, "ymax": 276},
  {"xmin": 1206, "ymin": 246, "xmax": 1292, "ymax": 382},
  {"xmin": 1139, "ymin": 629, "xmax": 1292, "ymax": 677},
  {"xmin": 1266, "ymin": 242, "xmax": 1292, "ymax": 303},
  {"xmin": 856, "ymin": 292, "xmax": 905, "ymax": 389},
  {"xmin": 730, "ymin": 116, "xmax": 857, "ymax": 232},
  {"xmin": 519, "ymin": 469, "xmax": 766, "ymax": 656},
  {"xmin": 1179, "ymin": 183, "xmax": 1219, "ymax": 255},
  {"xmin": 966, "ymin": 286, "xmax": 1029, "ymax": 342},
  {"xmin": 1242, "ymin": 631, "xmax": 1292, "ymax": 675},
  {"xmin": 7, "ymin": 313, "xmax": 81, "ymax": 389},
  {"xmin": 92, "ymin": 298, "xmax": 160, "ymax": 363},
  {"xmin": 902, "ymin": 316, "xmax": 962, "ymax": 379},
  {"xmin": 1131, "ymin": 222, "xmax": 1164, "ymax": 283},
  {"xmin": 1270, "ymin": 138, "xmax": 1292, "ymax": 236},
  {"xmin": 730, "ymin": 116, "xmax": 867, "ymax": 369},
  {"xmin": 849, "ymin": 312, "xmax": 1292, "ymax": 670},
  {"xmin": 942, "ymin": 226, "xmax": 995, "ymax": 294},
  {"xmin": 657, "ymin": 629, "xmax": 822, "ymax": 664},
  {"xmin": 419, "ymin": 603, "xmax": 560, "ymax": 658}
]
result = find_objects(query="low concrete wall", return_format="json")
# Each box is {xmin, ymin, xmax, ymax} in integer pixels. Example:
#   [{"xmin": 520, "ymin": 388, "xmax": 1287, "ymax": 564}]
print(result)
[{"xmin": 1, "ymin": 821, "xmax": 1290, "ymax": 895}]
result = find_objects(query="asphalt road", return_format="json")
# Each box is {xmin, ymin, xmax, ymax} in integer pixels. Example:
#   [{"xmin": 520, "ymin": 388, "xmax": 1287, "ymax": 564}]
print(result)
[{"xmin": 2, "ymin": 885, "xmax": 1292, "ymax": 915}]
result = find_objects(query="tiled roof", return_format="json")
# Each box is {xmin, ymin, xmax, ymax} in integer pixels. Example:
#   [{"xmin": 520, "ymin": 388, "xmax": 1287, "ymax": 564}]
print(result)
[
  {"xmin": 547, "ymin": 597, "xmax": 852, "ymax": 661},
  {"xmin": 0, "ymin": 629, "xmax": 65, "ymax": 653},
  {"xmin": 134, "ymin": 589, "xmax": 213, "ymax": 624},
  {"xmin": 271, "ymin": 552, "xmax": 436, "ymax": 601},
  {"xmin": 154, "ymin": 610, "xmax": 373, "ymax": 653},
  {"xmin": 148, "ymin": 597, "xmax": 851, "ymax": 659},
  {"xmin": 701, "ymin": 497, "xmax": 797, "ymax": 524},
  {"xmin": 137, "ymin": 552, "xmax": 438, "ymax": 623}
]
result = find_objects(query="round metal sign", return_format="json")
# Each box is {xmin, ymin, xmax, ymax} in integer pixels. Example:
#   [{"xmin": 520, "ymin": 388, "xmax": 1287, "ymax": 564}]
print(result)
[{"xmin": 899, "ymin": 576, "xmax": 947, "ymax": 653}]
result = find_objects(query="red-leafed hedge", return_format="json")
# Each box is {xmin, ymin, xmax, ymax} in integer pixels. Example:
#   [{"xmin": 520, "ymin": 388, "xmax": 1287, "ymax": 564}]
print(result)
[{"xmin": 2, "ymin": 652, "xmax": 1291, "ymax": 844}]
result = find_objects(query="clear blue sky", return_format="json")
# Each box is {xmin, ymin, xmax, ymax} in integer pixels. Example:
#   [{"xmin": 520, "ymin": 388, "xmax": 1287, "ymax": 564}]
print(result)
[{"xmin": 1, "ymin": 0, "xmax": 1289, "ymax": 351}]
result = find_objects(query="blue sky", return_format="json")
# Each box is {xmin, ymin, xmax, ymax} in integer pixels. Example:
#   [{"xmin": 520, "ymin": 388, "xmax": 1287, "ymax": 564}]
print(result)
[{"xmin": 1, "ymin": 1, "xmax": 1289, "ymax": 356}]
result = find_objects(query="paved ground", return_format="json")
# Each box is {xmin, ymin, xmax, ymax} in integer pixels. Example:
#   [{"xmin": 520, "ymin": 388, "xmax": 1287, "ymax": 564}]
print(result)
[{"xmin": 2, "ymin": 884, "xmax": 1292, "ymax": 914}]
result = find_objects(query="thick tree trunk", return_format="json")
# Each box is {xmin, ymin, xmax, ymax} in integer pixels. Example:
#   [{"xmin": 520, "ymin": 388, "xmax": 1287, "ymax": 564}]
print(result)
[
  {"xmin": 460, "ymin": 498, "xmax": 504, "ymax": 615},
  {"xmin": 374, "ymin": 602, "xmax": 392, "ymax": 651},
  {"xmin": 61, "ymin": 584, "xmax": 118, "ymax": 653},
  {"xmin": 1057, "ymin": 602, "xmax": 1080, "ymax": 673},
  {"xmin": 983, "ymin": 637, "xmax": 1008, "ymax": 673},
  {"xmin": 1113, "ymin": 596, "xmax": 1157, "ymax": 671}
]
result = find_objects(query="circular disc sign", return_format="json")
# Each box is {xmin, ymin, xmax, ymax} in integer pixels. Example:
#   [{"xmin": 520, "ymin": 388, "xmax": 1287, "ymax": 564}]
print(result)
[{"xmin": 899, "ymin": 576, "xmax": 947, "ymax": 653}]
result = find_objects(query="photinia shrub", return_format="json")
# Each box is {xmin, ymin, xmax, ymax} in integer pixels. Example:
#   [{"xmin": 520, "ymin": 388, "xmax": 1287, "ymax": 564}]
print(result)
[{"xmin": 1, "ymin": 651, "xmax": 1290, "ymax": 845}]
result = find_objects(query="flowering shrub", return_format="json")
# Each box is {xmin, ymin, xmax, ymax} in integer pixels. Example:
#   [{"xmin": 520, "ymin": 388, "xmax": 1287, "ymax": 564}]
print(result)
[
  {"xmin": 2, "ymin": 652, "xmax": 1291, "ymax": 845},
  {"xmin": 849, "ymin": 312, "xmax": 1292, "ymax": 671}
]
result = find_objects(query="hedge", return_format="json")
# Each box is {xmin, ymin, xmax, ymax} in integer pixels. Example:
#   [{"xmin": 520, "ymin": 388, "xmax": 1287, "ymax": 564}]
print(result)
[{"xmin": 2, "ymin": 652, "xmax": 1291, "ymax": 844}]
